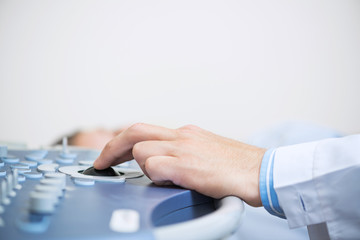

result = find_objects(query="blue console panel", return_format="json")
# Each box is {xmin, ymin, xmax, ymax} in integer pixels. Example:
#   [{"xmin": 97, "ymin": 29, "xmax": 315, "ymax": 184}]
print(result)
[{"xmin": 0, "ymin": 147, "xmax": 215, "ymax": 240}]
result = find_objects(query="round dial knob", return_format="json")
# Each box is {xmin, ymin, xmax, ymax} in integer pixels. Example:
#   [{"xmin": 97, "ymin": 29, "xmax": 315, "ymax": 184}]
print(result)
[{"xmin": 82, "ymin": 166, "xmax": 121, "ymax": 177}]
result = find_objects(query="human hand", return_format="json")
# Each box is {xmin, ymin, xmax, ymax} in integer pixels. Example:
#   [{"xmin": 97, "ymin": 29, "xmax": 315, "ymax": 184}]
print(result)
[{"xmin": 94, "ymin": 123, "xmax": 266, "ymax": 207}]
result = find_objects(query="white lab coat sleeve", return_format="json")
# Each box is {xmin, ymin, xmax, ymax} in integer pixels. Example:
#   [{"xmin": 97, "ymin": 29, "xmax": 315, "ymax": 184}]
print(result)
[{"xmin": 273, "ymin": 135, "xmax": 360, "ymax": 237}]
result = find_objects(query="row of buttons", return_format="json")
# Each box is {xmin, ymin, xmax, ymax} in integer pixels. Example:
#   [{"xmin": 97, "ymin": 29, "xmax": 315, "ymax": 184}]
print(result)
[
  {"xmin": 0, "ymin": 141, "xmax": 78, "ymax": 230},
  {"xmin": 14, "ymin": 171, "xmax": 69, "ymax": 234},
  {"xmin": 0, "ymin": 169, "xmax": 21, "ymax": 208},
  {"xmin": 0, "ymin": 170, "xmax": 65, "ymax": 214},
  {"xmin": 29, "ymin": 172, "xmax": 66, "ymax": 214},
  {"xmin": 0, "ymin": 143, "xmax": 24, "ymax": 212}
]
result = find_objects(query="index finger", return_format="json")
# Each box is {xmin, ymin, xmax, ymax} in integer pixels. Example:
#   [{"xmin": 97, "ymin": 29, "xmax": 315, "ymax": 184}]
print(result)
[{"xmin": 93, "ymin": 123, "xmax": 178, "ymax": 169}]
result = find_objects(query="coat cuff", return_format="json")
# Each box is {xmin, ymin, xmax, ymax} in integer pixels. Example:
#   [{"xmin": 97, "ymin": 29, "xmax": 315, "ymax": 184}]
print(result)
[
  {"xmin": 259, "ymin": 148, "xmax": 285, "ymax": 218},
  {"xmin": 273, "ymin": 141, "xmax": 326, "ymax": 228}
]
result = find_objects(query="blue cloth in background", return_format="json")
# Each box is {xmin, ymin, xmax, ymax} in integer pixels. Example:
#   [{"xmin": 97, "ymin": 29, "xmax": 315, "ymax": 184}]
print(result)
[{"xmin": 247, "ymin": 121, "xmax": 342, "ymax": 149}]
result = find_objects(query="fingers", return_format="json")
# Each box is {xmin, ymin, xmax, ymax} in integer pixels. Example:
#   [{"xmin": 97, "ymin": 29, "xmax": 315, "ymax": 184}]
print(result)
[
  {"xmin": 145, "ymin": 156, "xmax": 179, "ymax": 185},
  {"xmin": 131, "ymin": 140, "xmax": 177, "ymax": 178},
  {"xmin": 133, "ymin": 140, "xmax": 176, "ymax": 162},
  {"xmin": 125, "ymin": 123, "xmax": 178, "ymax": 143},
  {"xmin": 94, "ymin": 123, "xmax": 177, "ymax": 169}
]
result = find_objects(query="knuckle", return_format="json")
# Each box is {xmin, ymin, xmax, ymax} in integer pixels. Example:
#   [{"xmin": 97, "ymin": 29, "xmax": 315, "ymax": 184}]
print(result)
[
  {"xmin": 179, "ymin": 124, "xmax": 201, "ymax": 131},
  {"xmin": 177, "ymin": 125, "xmax": 200, "ymax": 138}
]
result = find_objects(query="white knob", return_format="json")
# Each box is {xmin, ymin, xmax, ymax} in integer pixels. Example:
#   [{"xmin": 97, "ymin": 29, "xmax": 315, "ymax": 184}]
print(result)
[
  {"xmin": 29, "ymin": 191, "xmax": 56, "ymax": 214},
  {"xmin": 1, "ymin": 180, "xmax": 10, "ymax": 205},
  {"xmin": 110, "ymin": 209, "xmax": 140, "ymax": 233},
  {"xmin": 37, "ymin": 163, "xmax": 59, "ymax": 173},
  {"xmin": 12, "ymin": 169, "xmax": 22, "ymax": 190},
  {"xmin": 35, "ymin": 185, "xmax": 62, "ymax": 201},
  {"xmin": 45, "ymin": 172, "xmax": 66, "ymax": 180},
  {"xmin": 40, "ymin": 178, "xmax": 65, "ymax": 191},
  {"xmin": 44, "ymin": 172, "xmax": 67, "ymax": 189},
  {"xmin": 6, "ymin": 174, "xmax": 16, "ymax": 197}
]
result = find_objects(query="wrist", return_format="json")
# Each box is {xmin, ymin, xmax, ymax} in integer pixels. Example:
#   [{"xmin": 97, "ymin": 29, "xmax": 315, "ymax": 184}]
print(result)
[
  {"xmin": 228, "ymin": 144, "xmax": 265, "ymax": 207},
  {"xmin": 247, "ymin": 146, "xmax": 266, "ymax": 207}
]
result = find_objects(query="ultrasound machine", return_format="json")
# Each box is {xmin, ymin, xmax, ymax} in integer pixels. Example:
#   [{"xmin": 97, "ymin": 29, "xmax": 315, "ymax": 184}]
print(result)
[{"xmin": 0, "ymin": 138, "xmax": 244, "ymax": 240}]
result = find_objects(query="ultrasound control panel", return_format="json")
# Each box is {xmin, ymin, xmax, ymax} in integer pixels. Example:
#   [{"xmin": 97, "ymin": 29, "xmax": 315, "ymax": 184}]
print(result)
[{"xmin": 0, "ymin": 140, "xmax": 245, "ymax": 240}]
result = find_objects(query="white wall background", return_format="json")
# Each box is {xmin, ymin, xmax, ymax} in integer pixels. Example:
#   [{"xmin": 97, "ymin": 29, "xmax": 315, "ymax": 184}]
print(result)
[{"xmin": 0, "ymin": 0, "xmax": 359, "ymax": 147}]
